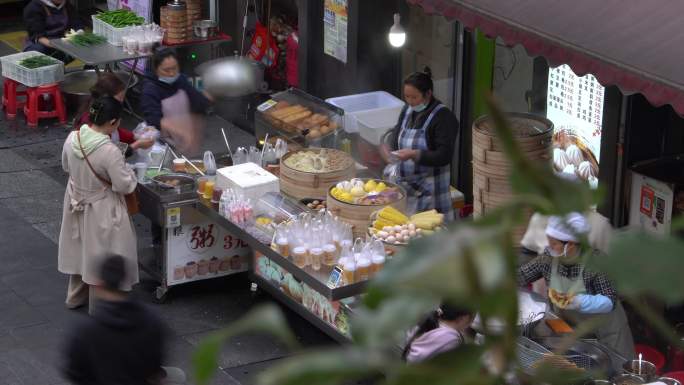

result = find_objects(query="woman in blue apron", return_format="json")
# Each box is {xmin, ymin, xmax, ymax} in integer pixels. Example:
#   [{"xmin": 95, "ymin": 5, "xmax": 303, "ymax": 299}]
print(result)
[
  {"xmin": 517, "ymin": 213, "xmax": 635, "ymax": 359},
  {"xmin": 23, "ymin": 0, "xmax": 82, "ymax": 63},
  {"xmin": 381, "ymin": 67, "xmax": 459, "ymax": 221}
]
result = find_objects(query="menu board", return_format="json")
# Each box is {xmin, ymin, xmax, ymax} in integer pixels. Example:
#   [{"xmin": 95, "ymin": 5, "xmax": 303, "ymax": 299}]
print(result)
[
  {"xmin": 324, "ymin": 0, "xmax": 348, "ymax": 63},
  {"xmin": 547, "ymin": 64, "xmax": 604, "ymax": 188}
]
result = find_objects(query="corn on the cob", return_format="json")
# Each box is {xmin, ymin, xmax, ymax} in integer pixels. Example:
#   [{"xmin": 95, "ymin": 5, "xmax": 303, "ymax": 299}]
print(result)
[
  {"xmin": 378, "ymin": 206, "xmax": 409, "ymax": 224},
  {"xmin": 373, "ymin": 218, "xmax": 394, "ymax": 230}
]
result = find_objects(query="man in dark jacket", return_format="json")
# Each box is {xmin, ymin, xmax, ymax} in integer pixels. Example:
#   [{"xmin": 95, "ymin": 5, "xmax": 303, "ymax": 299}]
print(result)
[
  {"xmin": 23, "ymin": 0, "xmax": 82, "ymax": 63},
  {"xmin": 62, "ymin": 255, "xmax": 186, "ymax": 385}
]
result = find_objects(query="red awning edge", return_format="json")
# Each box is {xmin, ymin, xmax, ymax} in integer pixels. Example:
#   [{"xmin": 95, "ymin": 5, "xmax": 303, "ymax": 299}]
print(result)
[{"xmin": 408, "ymin": 0, "xmax": 684, "ymax": 115}]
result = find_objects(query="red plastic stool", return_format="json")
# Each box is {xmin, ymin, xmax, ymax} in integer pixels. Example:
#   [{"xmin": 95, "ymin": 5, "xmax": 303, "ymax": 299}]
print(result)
[
  {"xmin": 636, "ymin": 344, "xmax": 666, "ymax": 374},
  {"xmin": 23, "ymin": 83, "xmax": 66, "ymax": 127},
  {"xmin": 2, "ymin": 78, "xmax": 27, "ymax": 119},
  {"xmin": 663, "ymin": 372, "xmax": 684, "ymax": 384}
]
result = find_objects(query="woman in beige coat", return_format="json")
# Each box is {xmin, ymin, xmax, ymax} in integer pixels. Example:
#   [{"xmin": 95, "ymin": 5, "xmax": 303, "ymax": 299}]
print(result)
[{"xmin": 58, "ymin": 96, "xmax": 139, "ymax": 310}]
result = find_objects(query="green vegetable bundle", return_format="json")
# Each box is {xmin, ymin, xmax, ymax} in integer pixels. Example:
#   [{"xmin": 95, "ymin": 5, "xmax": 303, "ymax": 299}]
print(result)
[
  {"xmin": 96, "ymin": 9, "xmax": 145, "ymax": 28},
  {"xmin": 67, "ymin": 32, "xmax": 106, "ymax": 47},
  {"xmin": 18, "ymin": 56, "xmax": 58, "ymax": 69}
]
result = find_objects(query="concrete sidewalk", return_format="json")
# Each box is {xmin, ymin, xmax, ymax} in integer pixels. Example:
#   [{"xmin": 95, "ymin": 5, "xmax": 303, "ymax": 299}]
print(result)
[
  {"xmin": 0, "ymin": 142, "xmax": 334, "ymax": 385},
  {"xmin": 0, "ymin": 127, "xmax": 333, "ymax": 385}
]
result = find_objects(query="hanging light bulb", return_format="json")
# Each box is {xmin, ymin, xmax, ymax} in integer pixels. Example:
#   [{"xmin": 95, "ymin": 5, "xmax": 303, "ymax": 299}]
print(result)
[{"xmin": 388, "ymin": 13, "xmax": 406, "ymax": 48}]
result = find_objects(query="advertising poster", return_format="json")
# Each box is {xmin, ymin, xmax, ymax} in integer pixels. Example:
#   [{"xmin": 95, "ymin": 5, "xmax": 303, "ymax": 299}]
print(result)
[
  {"xmin": 323, "ymin": 0, "xmax": 348, "ymax": 63},
  {"xmin": 254, "ymin": 253, "xmax": 351, "ymax": 337},
  {"xmin": 167, "ymin": 221, "xmax": 250, "ymax": 285},
  {"xmin": 547, "ymin": 64, "xmax": 605, "ymax": 189}
]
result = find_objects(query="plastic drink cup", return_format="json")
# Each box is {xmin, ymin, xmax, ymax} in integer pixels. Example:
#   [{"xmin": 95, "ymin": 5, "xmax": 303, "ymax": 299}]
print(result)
[
  {"xmin": 276, "ymin": 238, "xmax": 290, "ymax": 258},
  {"xmin": 172, "ymin": 158, "xmax": 185, "ymax": 172},
  {"xmin": 310, "ymin": 248, "xmax": 324, "ymax": 271},
  {"xmin": 322, "ymin": 244, "xmax": 337, "ymax": 265},
  {"xmin": 343, "ymin": 260, "xmax": 356, "ymax": 285},
  {"xmin": 371, "ymin": 254, "xmax": 385, "ymax": 276},
  {"xmin": 203, "ymin": 180, "xmax": 215, "ymax": 200},
  {"xmin": 356, "ymin": 258, "xmax": 371, "ymax": 281},
  {"xmin": 292, "ymin": 246, "xmax": 308, "ymax": 268},
  {"xmin": 135, "ymin": 162, "xmax": 148, "ymax": 182}
]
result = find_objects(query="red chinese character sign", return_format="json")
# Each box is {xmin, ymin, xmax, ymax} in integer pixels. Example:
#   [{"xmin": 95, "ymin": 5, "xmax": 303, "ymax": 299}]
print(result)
[
  {"xmin": 547, "ymin": 64, "xmax": 604, "ymax": 189},
  {"xmin": 167, "ymin": 221, "xmax": 250, "ymax": 285}
]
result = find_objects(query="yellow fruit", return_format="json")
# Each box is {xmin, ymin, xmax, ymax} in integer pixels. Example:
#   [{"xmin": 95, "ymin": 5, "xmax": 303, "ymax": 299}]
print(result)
[
  {"xmin": 364, "ymin": 180, "xmax": 377, "ymax": 192},
  {"xmin": 375, "ymin": 182, "xmax": 387, "ymax": 193}
]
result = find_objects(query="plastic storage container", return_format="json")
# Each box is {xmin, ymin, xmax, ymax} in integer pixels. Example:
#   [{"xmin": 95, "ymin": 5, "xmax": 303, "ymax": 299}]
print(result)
[
  {"xmin": 92, "ymin": 15, "xmax": 138, "ymax": 46},
  {"xmin": 326, "ymin": 91, "xmax": 404, "ymax": 133},
  {"xmin": 354, "ymin": 108, "xmax": 402, "ymax": 146},
  {"xmin": 215, "ymin": 162, "xmax": 280, "ymax": 200},
  {"xmin": 0, "ymin": 51, "xmax": 64, "ymax": 87}
]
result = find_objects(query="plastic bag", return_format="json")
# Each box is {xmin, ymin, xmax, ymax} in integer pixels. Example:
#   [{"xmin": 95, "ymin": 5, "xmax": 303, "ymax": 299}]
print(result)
[
  {"xmin": 246, "ymin": 21, "xmax": 279, "ymax": 69},
  {"xmin": 383, "ymin": 162, "xmax": 400, "ymax": 184}
]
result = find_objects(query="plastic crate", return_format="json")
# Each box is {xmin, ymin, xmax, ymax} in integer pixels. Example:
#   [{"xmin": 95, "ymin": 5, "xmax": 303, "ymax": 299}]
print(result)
[
  {"xmin": 326, "ymin": 91, "xmax": 404, "ymax": 133},
  {"xmin": 92, "ymin": 15, "xmax": 137, "ymax": 46},
  {"xmin": 0, "ymin": 51, "xmax": 64, "ymax": 87},
  {"xmin": 354, "ymin": 108, "xmax": 402, "ymax": 145}
]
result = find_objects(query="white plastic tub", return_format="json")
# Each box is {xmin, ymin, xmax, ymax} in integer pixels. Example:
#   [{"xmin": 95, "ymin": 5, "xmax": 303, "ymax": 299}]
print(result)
[
  {"xmin": 0, "ymin": 51, "xmax": 64, "ymax": 87},
  {"xmin": 326, "ymin": 91, "xmax": 404, "ymax": 133},
  {"xmin": 354, "ymin": 108, "xmax": 402, "ymax": 146}
]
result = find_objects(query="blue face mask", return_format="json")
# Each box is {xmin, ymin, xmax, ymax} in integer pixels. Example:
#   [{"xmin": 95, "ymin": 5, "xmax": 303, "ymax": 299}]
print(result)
[
  {"xmin": 159, "ymin": 74, "xmax": 180, "ymax": 84},
  {"xmin": 410, "ymin": 102, "xmax": 428, "ymax": 113}
]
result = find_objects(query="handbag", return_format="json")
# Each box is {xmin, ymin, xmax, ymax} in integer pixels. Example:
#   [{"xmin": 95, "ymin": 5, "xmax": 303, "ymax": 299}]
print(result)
[{"xmin": 77, "ymin": 132, "xmax": 140, "ymax": 215}]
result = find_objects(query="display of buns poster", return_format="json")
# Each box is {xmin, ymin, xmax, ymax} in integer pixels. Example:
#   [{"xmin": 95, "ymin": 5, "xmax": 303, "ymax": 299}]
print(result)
[
  {"xmin": 166, "ymin": 221, "xmax": 250, "ymax": 285},
  {"xmin": 547, "ymin": 64, "xmax": 605, "ymax": 189}
]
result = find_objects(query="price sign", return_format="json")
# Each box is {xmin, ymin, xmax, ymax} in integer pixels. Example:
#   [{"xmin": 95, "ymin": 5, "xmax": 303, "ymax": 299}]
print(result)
[
  {"xmin": 167, "ymin": 220, "xmax": 250, "ymax": 285},
  {"xmin": 257, "ymin": 99, "xmax": 278, "ymax": 112}
]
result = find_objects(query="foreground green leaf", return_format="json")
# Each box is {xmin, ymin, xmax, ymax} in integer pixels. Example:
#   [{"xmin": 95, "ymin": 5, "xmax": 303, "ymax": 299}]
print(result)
[
  {"xmin": 587, "ymin": 231, "xmax": 684, "ymax": 303},
  {"xmin": 258, "ymin": 347, "xmax": 394, "ymax": 385}
]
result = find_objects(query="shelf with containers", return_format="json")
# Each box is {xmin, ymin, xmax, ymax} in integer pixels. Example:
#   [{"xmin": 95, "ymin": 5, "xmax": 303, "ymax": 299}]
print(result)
[{"xmin": 195, "ymin": 194, "xmax": 370, "ymax": 342}]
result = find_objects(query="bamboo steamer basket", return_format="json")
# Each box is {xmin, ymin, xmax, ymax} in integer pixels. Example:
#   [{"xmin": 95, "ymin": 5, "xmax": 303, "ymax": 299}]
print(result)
[
  {"xmin": 327, "ymin": 180, "xmax": 407, "ymax": 239},
  {"xmin": 472, "ymin": 113, "xmax": 553, "ymax": 244},
  {"xmin": 279, "ymin": 148, "xmax": 355, "ymax": 200},
  {"xmin": 161, "ymin": 5, "xmax": 187, "ymax": 42}
]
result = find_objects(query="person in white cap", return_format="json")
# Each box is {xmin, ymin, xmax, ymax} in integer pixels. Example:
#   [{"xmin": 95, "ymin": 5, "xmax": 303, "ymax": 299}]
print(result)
[{"xmin": 517, "ymin": 212, "xmax": 634, "ymax": 359}]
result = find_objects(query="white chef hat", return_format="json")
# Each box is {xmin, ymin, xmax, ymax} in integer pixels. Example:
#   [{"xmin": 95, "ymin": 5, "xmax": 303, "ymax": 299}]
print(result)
[{"xmin": 545, "ymin": 212, "xmax": 590, "ymax": 243}]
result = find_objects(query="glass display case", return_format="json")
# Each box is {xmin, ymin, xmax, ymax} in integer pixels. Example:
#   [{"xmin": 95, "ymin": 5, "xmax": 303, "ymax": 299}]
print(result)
[{"xmin": 255, "ymin": 88, "xmax": 344, "ymax": 149}]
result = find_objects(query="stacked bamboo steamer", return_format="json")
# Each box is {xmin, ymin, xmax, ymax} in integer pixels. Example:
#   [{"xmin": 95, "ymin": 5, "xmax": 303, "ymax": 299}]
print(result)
[
  {"xmin": 185, "ymin": 0, "xmax": 202, "ymax": 36},
  {"xmin": 161, "ymin": 1, "xmax": 187, "ymax": 44},
  {"xmin": 472, "ymin": 113, "xmax": 553, "ymax": 244},
  {"xmin": 279, "ymin": 148, "xmax": 355, "ymax": 199}
]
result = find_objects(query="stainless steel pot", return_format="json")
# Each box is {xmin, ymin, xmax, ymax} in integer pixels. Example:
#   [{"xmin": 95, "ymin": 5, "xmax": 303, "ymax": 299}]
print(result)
[
  {"xmin": 61, "ymin": 70, "xmax": 139, "ymax": 112},
  {"xmin": 197, "ymin": 55, "xmax": 266, "ymax": 98},
  {"xmin": 193, "ymin": 20, "xmax": 217, "ymax": 39}
]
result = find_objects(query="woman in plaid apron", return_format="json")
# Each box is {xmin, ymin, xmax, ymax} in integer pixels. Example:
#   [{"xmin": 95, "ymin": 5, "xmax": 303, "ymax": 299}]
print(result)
[{"xmin": 382, "ymin": 68, "xmax": 458, "ymax": 221}]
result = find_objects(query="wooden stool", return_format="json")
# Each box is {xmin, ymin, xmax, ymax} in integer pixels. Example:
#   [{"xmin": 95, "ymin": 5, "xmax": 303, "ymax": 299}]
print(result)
[
  {"xmin": 2, "ymin": 78, "xmax": 27, "ymax": 119},
  {"xmin": 23, "ymin": 83, "xmax": 66, "ymax": 127}
]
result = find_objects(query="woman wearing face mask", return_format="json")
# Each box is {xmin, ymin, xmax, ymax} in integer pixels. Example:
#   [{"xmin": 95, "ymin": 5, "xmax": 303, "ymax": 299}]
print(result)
[
  {"xmin": 380, "ymin": 67, "xmax": 459, "ymax": 221},
  {"xmin": 58, "ymin": 96, "xmax": 139, "ymax": 312},
  {"xmin": 141, "ymin": 48, "xmax": 213, "ymax": 155},
  {"xmin": 517, "ymin": 212, "xmax": 634, "ymax": 359}
]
